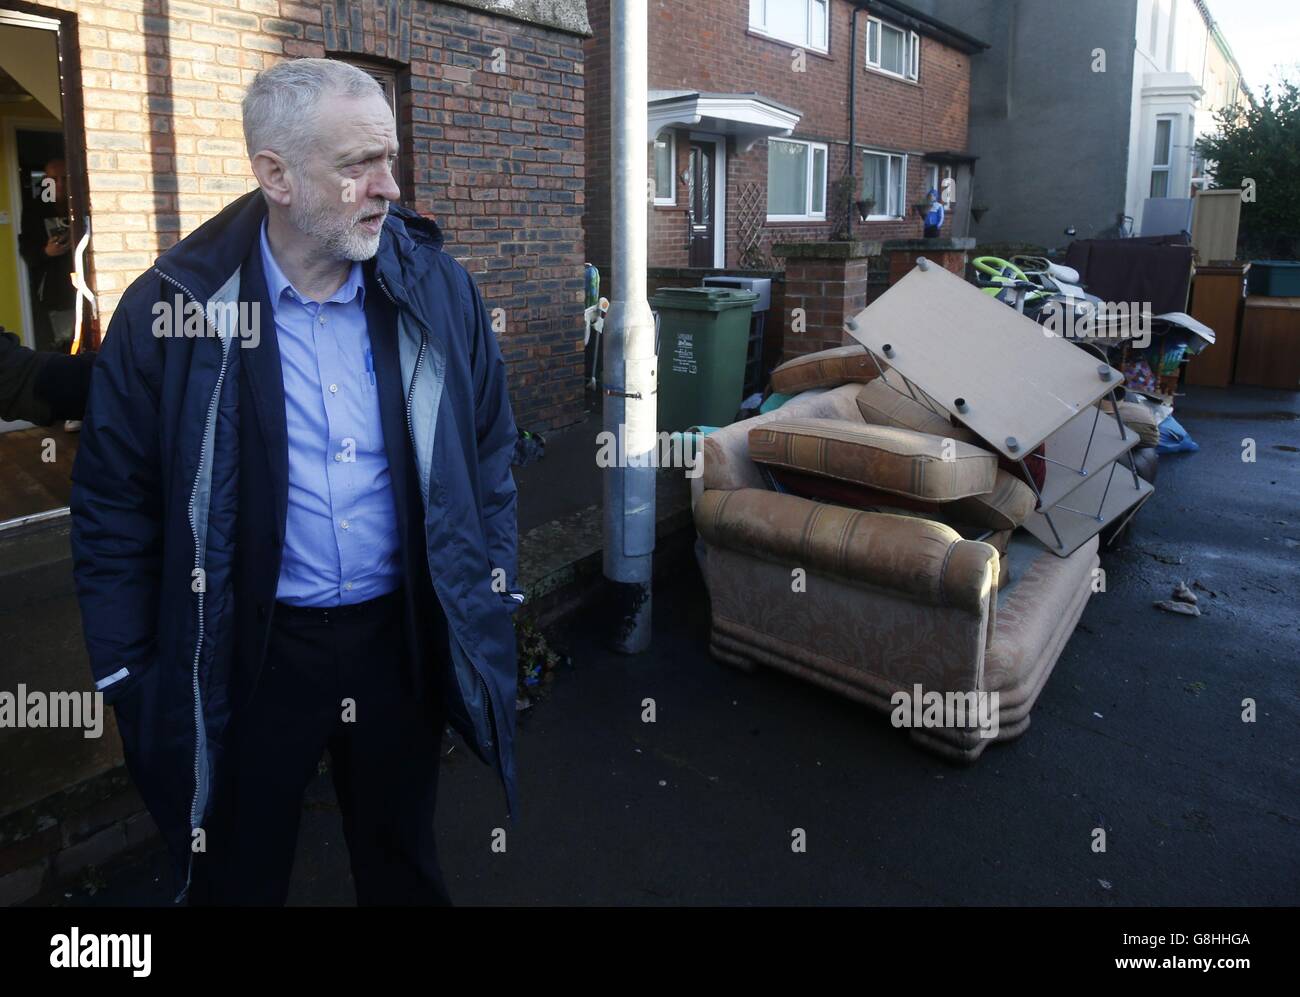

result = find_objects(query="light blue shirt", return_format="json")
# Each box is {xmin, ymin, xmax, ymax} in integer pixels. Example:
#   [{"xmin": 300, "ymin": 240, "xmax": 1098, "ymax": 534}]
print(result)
[{"xmin": 259, "ymin": 219, "xmax": 400, "ymax": 607}]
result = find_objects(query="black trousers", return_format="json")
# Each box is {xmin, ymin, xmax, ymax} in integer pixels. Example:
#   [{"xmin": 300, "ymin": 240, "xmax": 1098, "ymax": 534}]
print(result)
[{"xmin": 189, "ymin": 588, "xmax": 452, "ymax": 906}]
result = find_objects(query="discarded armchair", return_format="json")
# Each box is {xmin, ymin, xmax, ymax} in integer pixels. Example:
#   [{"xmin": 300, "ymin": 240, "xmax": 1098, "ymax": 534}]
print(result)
[{"xmin": 690, "ymin": 345, "xmax": 1155, "ymax": 759}]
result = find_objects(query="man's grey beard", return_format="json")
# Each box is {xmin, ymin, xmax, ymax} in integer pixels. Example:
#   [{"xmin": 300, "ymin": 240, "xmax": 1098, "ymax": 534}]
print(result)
[{"xmin": 290, "ymin": 181, "xmax": 385, "ymax": 261}]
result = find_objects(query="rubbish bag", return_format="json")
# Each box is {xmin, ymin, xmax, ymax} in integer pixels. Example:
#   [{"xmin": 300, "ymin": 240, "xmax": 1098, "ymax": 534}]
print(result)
[{"xmin": 1156, "ymin": 414, "xmax": 1199, "ymax": 454}]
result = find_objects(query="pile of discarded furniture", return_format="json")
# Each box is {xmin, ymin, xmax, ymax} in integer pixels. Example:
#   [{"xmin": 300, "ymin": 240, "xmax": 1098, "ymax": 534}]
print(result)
[
  {"xmin": 971, "ymin": 246, "xmax": 1215, "ymax": 457},
  {"xmin": 690, "ymin": 260, "xmax": 1159, "ymax": 759}
]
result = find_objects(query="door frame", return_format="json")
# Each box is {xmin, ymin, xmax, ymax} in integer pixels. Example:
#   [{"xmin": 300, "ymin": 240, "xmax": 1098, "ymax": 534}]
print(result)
[{"xmin": 688, "ymin": 131, "xmax": 726, "ymax": 268}]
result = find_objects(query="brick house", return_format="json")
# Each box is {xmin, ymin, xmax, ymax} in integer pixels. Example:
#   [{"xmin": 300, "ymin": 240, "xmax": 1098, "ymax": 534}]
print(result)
[
  {"xmin": 584, "ymin": 0, "xmax": 985, "ymax": 362},
  {"xmin": 0, "ymin": 0, "xmax": 588, "ymax": 906},
  {"xmin": 0, "ymin": 0, "xmax": 590, "ymax": 436}
]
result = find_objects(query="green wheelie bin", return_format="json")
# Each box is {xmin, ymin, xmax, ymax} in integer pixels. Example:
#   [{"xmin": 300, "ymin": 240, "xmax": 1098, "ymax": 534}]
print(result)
[{"xmin": 650, "ymin": 286, "xmax": 758, "ymax": 433}]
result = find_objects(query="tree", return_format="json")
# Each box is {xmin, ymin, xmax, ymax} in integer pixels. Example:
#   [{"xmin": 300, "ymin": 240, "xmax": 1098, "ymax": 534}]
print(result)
[{"xmin": 1198, "ymin": 77, "xmax": 1300, "ymax": 259}]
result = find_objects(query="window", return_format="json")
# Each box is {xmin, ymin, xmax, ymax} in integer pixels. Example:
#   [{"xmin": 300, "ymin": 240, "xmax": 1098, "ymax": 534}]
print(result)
[
  {"xmin": 867, "ymin": 17, "xmax": 919, "ymax": 80},
  {"xmin": 1150, "ymin": 116, "xmax": 1173, "ymax": 197},
  {"xmin": 653, "ymin": 131, "xmax": 676, "ymax": 205},
  {"xmin": 749, "ymin": 0, "xmax": 829, "ymax": 52},
  {"xmin": 335, "ymin": 58, "xmax": 407, "ymax": 201},
  {"xmin": 767, "ymin": 138, "xmax": 827, "ymax": 221},
  {"xmin": 861, "ymin": 150, "xmax": 906, "ymax": 218}
]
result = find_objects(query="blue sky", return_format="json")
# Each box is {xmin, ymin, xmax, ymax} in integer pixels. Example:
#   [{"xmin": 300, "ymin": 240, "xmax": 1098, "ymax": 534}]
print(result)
[{"xmin": 1204, "ymin": 0, "xmax": 1300, "ymax": 92}]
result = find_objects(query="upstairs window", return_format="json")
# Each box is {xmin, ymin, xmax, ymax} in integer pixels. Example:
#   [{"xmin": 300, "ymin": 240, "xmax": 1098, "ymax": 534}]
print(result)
[
  {"xmin": 749, "ymin": 0, "xmax": 829, "ymax": 53},
  {"xmin": 867, "ymin": 17, "xmax": 919, "ymax": 80}
]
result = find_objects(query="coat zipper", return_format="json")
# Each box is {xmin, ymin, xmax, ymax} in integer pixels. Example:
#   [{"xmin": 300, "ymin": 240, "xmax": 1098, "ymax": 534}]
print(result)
[
  {"xmin": 154, "ymin": 266, "xmax": 233, "ymax": 903},
  {"xmin": 375, "ymin": 270, "xmax": 498, "ymax": 761}
]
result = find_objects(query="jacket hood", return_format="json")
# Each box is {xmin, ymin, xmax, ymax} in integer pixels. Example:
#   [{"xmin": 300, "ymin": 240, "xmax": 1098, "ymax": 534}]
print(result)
[{"xmin": 152, "ymin": 189, "xmax": 447, "ymax": 308}]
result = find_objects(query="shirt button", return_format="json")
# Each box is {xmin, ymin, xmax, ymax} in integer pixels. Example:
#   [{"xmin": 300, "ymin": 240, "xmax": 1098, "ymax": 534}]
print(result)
[
  {"xmin": 319, "ymin": 315, "xmax": 327, "ymax": 325},
  {"xmin": 344, "ymin": 582, "xmax": 354, "ymax": 592},
  {"xmin": 329, "ymin": 383, "xmax": 338, "ymax": 394},
  {"xmin": 340, "ymin": 519, "xmax": 350, "ymax": 530},
  {"xmin": 334, "ymin": 452, "xmax": 343, "ymax": 462}
]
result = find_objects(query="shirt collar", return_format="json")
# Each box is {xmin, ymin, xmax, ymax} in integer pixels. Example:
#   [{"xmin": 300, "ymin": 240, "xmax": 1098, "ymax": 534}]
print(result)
[{"xmin": 259, "ymin": 217, "xmax": 365, "ymax": 308}]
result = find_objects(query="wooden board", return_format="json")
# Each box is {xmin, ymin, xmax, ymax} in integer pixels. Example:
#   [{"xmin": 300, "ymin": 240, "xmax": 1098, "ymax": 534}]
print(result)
[
  {"xmin": 1022, "ymin": 459, "xmax": 1154, "ymax": 557},
  {"xmin": 845, "ymin": 262, "xmax": 1124, "ymax": 460},
  {"xmin": 1234, "ymin": 297, "xmax": 1300, "ymax": 390},
  {"xmin": 1190, "ymin": 189, "xmax": 1242, "ymax": 265},
  {"xmin": 1186, "ymin": 266, "xmax": 1248, "ymax": 387}
]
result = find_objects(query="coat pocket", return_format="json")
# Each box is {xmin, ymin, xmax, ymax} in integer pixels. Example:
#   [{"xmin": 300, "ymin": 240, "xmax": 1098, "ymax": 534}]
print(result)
[{"xmin": 441, "ymin": 630, "xmax": 496, "ymax": 767}]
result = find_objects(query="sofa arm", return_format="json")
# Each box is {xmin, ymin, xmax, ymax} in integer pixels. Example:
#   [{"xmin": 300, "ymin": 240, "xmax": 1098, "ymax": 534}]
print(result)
[{"xmin": 695, "ymin": 487, "xmax": 997, "ymax": 613}]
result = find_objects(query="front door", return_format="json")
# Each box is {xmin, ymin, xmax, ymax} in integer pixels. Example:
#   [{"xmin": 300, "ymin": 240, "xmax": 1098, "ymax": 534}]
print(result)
[{"xmin": 687, "ymin": 140, "xmax": 715, "ymax": 268}]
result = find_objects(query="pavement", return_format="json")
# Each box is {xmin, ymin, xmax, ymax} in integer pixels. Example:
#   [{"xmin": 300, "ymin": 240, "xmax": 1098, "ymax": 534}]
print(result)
[{"xmin": 27, "ymin": 384, "xmax": 1300, "ymax": 906}]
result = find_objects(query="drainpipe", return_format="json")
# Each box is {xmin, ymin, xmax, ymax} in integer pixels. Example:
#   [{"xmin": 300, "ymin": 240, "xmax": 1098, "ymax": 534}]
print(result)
[
  {"xmin": 604, "ymin": 0, "xmax": 657, "ymax": 653},
  {"xmin": 847, "ymin": 4, "xmax": 864, "ymax": 237}
]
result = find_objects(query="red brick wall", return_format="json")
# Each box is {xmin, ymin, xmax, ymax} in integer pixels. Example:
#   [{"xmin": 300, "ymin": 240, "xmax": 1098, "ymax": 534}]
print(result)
[
  {"xmin": 40, "ymin": 0, "xmax": 586, "ymax": 431},
  {"xmin": 585, "ymin": 0, "xmax": 972, "ymax": 279},
  {"xmin": 780, "ymin": 254, "xmax": 870, "ymax": 358}
]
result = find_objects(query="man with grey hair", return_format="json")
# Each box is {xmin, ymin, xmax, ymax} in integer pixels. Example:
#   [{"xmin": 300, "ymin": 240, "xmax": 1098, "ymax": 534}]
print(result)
[{"xmin": 70, "ymin": 58, "xmax": 524, "ymax": 905}]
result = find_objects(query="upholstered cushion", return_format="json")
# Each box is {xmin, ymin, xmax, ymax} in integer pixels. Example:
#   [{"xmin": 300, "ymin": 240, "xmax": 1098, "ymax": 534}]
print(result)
[
  {"xmin": 700, "ymin": 383, "xmax": 865, "ymax": 493},
  {"xmin": 748, "ymin": 418, "xmax": 998, "ymax": 502},
  {"xmin": 856, "ymin": 379, "xmax": 1046, "ymax": 491},
  {"xmin": 854, "ymin": 378, "xmax": 979, "ymax": 442},
  {"xmin": 947, "ymin": 468, "xmax": 1037, "ymax": 530},
  {"xmin": 770, "ymin": 464, "xmax": 1034, "ymax": 532},
  {"xmin": 769, "ymin": 345, "xmax": 881, "ymax": 394},
  {"xmin": 1102, "ymin": 399, "xmax": 1160, "ymax": 447}
]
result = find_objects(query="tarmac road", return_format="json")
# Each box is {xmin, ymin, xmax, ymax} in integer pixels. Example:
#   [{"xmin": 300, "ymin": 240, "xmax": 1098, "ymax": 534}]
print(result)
[{"xmin": 38, "ymin": 385, "xmax": 1299, "ymax": 906}]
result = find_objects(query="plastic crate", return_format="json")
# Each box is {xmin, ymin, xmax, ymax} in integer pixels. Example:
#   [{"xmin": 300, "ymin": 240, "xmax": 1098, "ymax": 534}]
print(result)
[{"xmin": 1246, "ymin": 260, "xmax": 1300, "ymax": 297}]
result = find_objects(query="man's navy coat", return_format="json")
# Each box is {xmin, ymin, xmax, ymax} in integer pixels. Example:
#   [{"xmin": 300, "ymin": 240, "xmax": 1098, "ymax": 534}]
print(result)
[{"xmin": 70, "ymin": 190, "xmax": 523, "ymax": 900}]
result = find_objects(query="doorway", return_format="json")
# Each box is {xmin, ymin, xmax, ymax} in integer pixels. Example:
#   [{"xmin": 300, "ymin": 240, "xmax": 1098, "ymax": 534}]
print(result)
[
  {"xmin": 686, "ymin": 136, "xmax": 725, "ymax": 268},
  {"xmin": 7, "ymin": 123, "xmax": 66, "ymax": 354},
  {"xmin": 1, "ymin": 3, "xmax": 91, "ymax": 528}
]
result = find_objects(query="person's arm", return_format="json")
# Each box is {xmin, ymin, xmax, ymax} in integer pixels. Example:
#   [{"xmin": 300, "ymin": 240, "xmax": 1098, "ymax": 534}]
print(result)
[
  {"xmin": 36, "ymin": 350, "xmax": 96, "ymax": 422},
  {"xmin": 18, "ymin": 202, "xmax": 45, "ymax": 269},
  {"xmin": 0, "ymin": 329, "xmax": 97, "ymax": 425},
  {"xmin": 0, "ymin": 329, "xmax": 52, "ymax": 425},
  {"xmin": 69, "ymin": 296, "xmax": 165, "ymax": 703},
  {"xmin": 459, "ymin": 266, "xmax": 525, "ymax": 615}
]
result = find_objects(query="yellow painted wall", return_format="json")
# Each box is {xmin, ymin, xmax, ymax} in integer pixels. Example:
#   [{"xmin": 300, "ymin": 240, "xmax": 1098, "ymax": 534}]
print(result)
[{"xmin": 0, "ymin": 102, "xmax": 61, "ymax": 345}]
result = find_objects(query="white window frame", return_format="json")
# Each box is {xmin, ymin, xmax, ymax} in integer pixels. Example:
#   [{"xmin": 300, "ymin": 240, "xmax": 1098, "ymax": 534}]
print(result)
[
  {"xmin": 748, "ymin": 0, "xmax": 829, "ymax": 54},
  {"xmin": 1150, "ymin": 114, "xmax": 1174, "ymax": 198},
  {"xmin": 866, "ymin": 16, "xmax": 919, "ymax": 81},
  {"xmin": 766, "ymin": 137, "xmax": 828, "ymax": 222},
  {"xmin": 861, "ymin": 149, "xmax": 908, "ymax": 219},
  {"xmin": 653, "ymin": 130, "xmax": 676, "ymax": 206}
]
